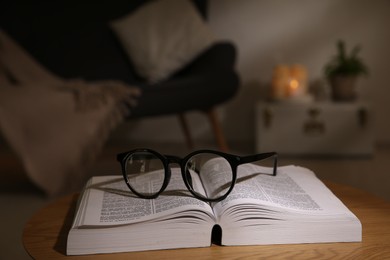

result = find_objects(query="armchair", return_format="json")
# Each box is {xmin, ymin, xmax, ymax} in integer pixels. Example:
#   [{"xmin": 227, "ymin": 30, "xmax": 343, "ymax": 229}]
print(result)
[{"xmin": 0, "ymin": 0, "xmax": 240, "ymax": 151}]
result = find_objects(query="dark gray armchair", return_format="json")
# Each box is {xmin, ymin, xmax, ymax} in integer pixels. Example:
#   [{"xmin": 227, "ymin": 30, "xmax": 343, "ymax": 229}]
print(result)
[{"xmin": 0, "ymin": 0, "xmax": 240, "ymax": 151}]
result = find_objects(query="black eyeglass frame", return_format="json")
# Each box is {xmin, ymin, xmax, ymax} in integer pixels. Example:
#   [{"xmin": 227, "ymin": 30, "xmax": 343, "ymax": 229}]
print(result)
[{"xmin": 117, "ymin": 148, "xmax": 278, "ymax": 202}]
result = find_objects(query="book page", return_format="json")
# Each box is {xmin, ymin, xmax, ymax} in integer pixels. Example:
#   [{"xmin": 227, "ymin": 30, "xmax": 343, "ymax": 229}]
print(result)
[
  {"xmin": 75, "ymin": 168, "xmax": 214, "ymax": 227},
  {"xmin": 210, "ymin": 165, "xmax": 355, "ymax": 218},
  {"xmin": 212, "ymin": 165, "xmax": 362, "ymax": 246},
  {"xmin": 219, "ymin": 165, "xmax": 320, "ymax": 210},
  {"xmin": 198, "ymin": 157, "xmax": 236, "ymax": 199}
]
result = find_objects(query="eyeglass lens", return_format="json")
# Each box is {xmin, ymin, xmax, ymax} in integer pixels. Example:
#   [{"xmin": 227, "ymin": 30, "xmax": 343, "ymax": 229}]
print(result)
[
  {"xmin": 125, "ymin": 151, "xmax": 165, "ymax": 197},
  {"xmin": 184, "ymin": 153, "xmax": 233, "ymax": 200}
]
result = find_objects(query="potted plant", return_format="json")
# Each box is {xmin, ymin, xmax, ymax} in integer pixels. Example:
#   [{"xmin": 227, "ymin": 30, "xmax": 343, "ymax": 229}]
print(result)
[{"xmin": 324, "ymin": 40, "xmax": 368, "ymax": 101}]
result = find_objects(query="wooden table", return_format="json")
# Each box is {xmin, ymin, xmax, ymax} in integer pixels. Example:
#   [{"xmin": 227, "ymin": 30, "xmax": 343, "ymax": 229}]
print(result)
[{"xmin": 23, "ymin": 181, "xmax": 390, "ymax": 259}]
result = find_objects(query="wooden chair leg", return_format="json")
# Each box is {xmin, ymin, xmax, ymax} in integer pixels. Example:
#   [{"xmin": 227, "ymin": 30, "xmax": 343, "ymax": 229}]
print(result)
[
  {"xmin": 206, "ymin": 109, "xmax": 229, "ymax": 152},
  {"xmin": 178, "ymin": 113, "xmax": 194, "ymax": 150}
]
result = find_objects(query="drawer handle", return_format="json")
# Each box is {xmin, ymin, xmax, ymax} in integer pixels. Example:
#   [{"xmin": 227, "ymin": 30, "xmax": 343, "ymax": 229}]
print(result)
[
  {"xmin": 358, "ymin": 108, "xmax": 368, "ymax": 128},
  {"xmin": 263, "ymin": 108, "xmax": 272, "ymax": 128},
  {"xmin": 303, "ymin": 108, "xmax": 325, "ymax": 135}
]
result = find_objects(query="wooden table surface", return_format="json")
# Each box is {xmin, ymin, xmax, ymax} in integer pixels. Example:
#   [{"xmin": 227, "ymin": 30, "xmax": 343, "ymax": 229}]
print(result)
[{"xmin": 23, "ymin": 181, "xmax": 390, "ymax": 259}]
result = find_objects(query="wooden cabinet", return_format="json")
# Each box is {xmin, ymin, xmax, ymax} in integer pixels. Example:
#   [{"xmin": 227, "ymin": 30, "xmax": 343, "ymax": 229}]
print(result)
[{"xmin": 255, "ymin": 101, "xmax": 374, "ymax": 156}]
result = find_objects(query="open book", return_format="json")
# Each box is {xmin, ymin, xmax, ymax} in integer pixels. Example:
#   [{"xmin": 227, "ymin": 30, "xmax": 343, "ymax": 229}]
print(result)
[{"xmin": 67, "ymin": 164, "xmax": 361, "ymax": 255}]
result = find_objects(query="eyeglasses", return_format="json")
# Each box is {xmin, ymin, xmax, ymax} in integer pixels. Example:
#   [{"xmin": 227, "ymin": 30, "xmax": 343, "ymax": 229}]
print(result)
[{"xmin": 117, "ymin": 148, "xmax": 278, "ymax": 202}]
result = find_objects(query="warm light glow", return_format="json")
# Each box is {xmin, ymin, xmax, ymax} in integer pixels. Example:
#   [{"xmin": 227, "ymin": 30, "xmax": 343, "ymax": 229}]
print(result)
[
  {"xmin": 290, "ymin": 79, "xmax": 299, "ymax": 90},
  {"xmin": 270, "ymin": 64, "xmax": 308, "ymax": 100}
]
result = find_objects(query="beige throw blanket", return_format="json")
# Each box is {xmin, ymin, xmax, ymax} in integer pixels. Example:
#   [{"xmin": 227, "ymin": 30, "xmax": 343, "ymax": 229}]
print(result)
[{"xmin": 0, "ymin": 29, "xmax": 140, "ymax": 196}]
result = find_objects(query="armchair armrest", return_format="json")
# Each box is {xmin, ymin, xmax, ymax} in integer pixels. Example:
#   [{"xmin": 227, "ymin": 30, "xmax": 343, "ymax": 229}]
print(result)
[{"xmin": 175, "ymin": 42, "xmax": 238, "ymax": 76}]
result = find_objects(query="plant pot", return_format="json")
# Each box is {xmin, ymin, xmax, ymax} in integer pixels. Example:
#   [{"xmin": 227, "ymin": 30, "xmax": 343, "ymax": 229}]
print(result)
[{"xmin": 329, "ymin": 75, "xmax": 357, "ymax": 101}]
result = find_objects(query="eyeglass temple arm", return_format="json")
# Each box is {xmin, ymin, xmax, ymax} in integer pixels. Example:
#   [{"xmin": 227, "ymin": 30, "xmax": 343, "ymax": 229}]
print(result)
[
  {"xmin": 116, "ymin": 152, "xmax": 128, "ymax": 163},
  {"xmin": 239, "ymin": 152, "xmax": 278, "ymax": 176}
]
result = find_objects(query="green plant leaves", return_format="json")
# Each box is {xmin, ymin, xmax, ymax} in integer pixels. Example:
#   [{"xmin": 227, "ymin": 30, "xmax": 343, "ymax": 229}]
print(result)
[{"xmin": 324, "ymin": 40, "xmax": 368, "ymax": 79}]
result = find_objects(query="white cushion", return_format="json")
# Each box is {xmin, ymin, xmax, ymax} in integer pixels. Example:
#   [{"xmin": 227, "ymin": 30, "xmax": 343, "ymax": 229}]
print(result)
[{"xmin": 110, "ymin": 0, "xmax": 215, "ymax": 83}]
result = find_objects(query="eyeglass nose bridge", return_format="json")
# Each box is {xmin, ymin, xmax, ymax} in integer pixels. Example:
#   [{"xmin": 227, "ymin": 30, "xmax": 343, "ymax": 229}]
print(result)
[
  {"xmin": 164, "ymin": 155, "xmax": 182, "ymax": 164},
  {"xmin": 164, "ymin": 155, "xmax": 184, "ymax": 174}
]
